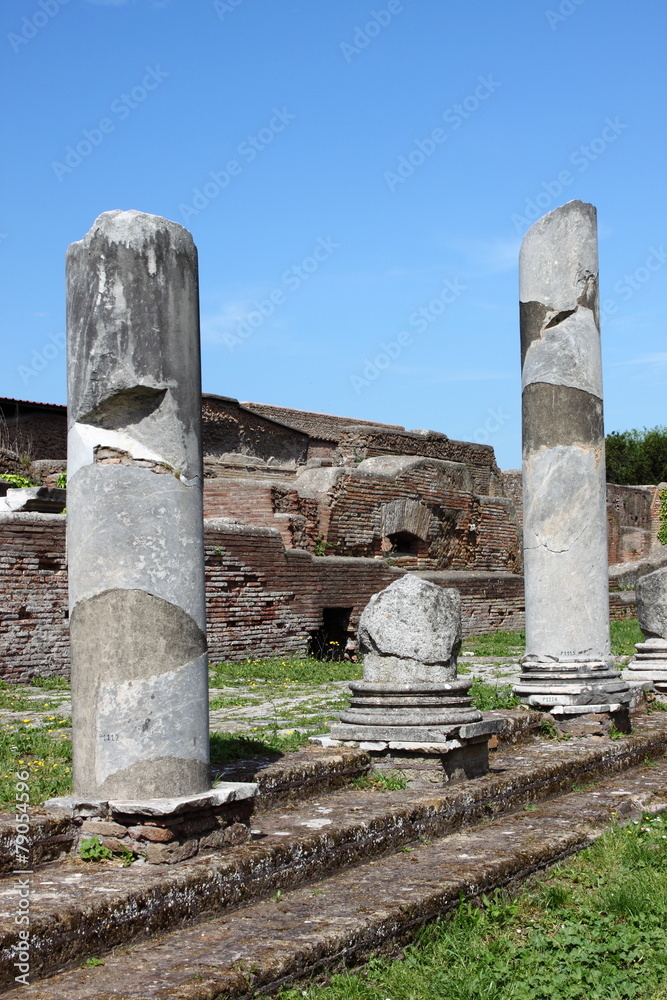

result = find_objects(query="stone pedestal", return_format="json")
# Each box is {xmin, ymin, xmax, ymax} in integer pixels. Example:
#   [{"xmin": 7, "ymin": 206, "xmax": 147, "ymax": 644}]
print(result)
[
  {"xmin": 513, "ymin": 200, "xmax": 630, "ymax": 726},
  {"xmin": 45, "ymin": 785, "xmax": 257, "ymax": 864},
  {"xmin": 623, "ymin": 567, "xmax": 667, "ymax": 692},
  {"xmin": 325, "ymin": 575, "xmax": 501, "ymax": 782}
]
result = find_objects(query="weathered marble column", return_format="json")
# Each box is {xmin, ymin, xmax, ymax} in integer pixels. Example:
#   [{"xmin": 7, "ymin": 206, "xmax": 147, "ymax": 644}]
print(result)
[
  {"xmin": 66, "ymin": 210, "xmax": 210, "ymax": 800},
  {"xmin": 623, "ymin": 567, "xmax": 667, "ymax": 692},
  {"xmin": 514, "ymin": 201, "xmax": 631, "ymax": 719}
]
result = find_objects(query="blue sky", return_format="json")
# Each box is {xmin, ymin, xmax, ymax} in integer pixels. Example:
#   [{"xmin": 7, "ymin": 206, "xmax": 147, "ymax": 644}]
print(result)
[{"xmin": 1, "ymin": 0, "xmax": 665, "ymax": 468}]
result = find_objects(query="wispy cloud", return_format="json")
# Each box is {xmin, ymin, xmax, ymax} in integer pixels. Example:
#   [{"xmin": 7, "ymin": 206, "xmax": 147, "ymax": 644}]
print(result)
[
  {"xmin": 616, "ymin": 352, "xmax": 667, "ymax": 367},
  {"xmin": 439, "ymin": 236, "xmax": 521, "ymax": 277},
  {"xmin": 390, "ymin": 365, "xmax": 510, "ymax": 384}
]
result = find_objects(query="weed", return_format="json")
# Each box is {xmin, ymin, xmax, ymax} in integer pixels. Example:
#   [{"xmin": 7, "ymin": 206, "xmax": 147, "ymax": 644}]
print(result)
[
  {"xmin": 469, "ymin": 678, "xmax": 519, "ymax": 711},
  {"xmin": 79, "ymin": 837, "xmax": 113, "ymax": 862},
  {"xmin": 354, "ymin": 770, "xmax": 408, "ymax": 791},
  {"xmin": 80, "ymin": 957, "xmax": 105, "ymax": 968},
  {"xmin": 274, "ymin": 889, "xmax": 282, "ymax": 902},
  {"xmin": 609, "ymin": 722, "xmax": 627, "ymax": 740},
  {"xmin": 56, "ymin": 471, "xmax": 67, "ymax": 489},
  {"xmin": 0, "ymin": 473, "xmax": 34, "ymax": 488},
  {"xmin": 29, "ymin": 676, "xmax": 70, "ymax": 690},
  {"xmin": 539, "ymin": 717, "xmax": 559, "ymax": 739}
]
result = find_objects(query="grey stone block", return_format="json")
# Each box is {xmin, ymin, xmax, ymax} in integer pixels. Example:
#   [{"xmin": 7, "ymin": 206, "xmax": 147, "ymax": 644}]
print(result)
[{"xmin": 358, "ymin": 575, "xmax": 461, "ymax": 669}]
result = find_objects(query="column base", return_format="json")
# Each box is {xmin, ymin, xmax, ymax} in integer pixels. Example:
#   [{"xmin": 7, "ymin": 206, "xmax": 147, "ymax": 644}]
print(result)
[
  {"xmin": 514, "ymin": 658, "xmax": 632, "ymax": 711},
  {"xmin": 316, "ymin": 718, "xmax": 503, "ymax": 786},
  {"xmin": 44, "ymin": 784, "xmax": 257, "ymax": 864},
  {"xmin": 623, "ymin": 639, "xmax": 667, "ymax": 693}
]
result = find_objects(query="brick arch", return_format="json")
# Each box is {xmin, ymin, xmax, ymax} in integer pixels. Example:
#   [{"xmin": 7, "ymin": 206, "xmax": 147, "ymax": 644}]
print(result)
[{"xmin": 380, "ymin": 498, "xmax": 433, "ymax": 541}]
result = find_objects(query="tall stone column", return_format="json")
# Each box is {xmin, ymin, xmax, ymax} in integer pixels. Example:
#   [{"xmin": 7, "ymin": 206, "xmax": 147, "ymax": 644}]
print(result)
[
  {"xmin": 514, "ymin": 200, "xmax": 631, "ymax": 720},
  {"xmin": 66, "ymin": 210, "xmax": 210, "ymax": 800}
]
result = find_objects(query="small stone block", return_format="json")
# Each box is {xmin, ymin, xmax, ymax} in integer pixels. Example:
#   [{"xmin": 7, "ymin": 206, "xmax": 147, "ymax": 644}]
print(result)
[
  {"xmin": 224, "ymin": 822, "xmax": 250, "ymax": 845},
  {"xmin": 459, "ymin": 719, "xmax": 503, "ymax": 738},
  {"xmin": 108, "ymin": 783, "xmax": 257, "ymax": 818},
  {"xmin": 43, "ymin": 797, "xmax": 109, "ymax": 818},
  {"xmin": 199, "ymin": 828, "xmax": 228, "ymax": 850},
  {"xmin": 81, "ymin": 820, "xmax": 127, "ymax": 838},
  {"xmin": 144, "ymin": 839, "xmax": 199, "ymax": 865},
  {"xmin": 127, "ymin": 825, "xmax": 176, "ymax": 843},
  {"xmin": 359, "ymin": 741, "xmax": 388, "ymax": 750}
]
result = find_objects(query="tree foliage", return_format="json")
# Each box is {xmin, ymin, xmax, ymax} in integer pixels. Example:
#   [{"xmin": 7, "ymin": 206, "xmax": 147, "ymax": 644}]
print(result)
[{"xmin": 605, "ymin": 426, "xmax": 667, "ymax": 485}]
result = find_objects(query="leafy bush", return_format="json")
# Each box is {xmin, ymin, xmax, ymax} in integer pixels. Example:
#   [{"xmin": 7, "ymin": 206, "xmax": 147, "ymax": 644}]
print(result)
[{"xmin": 606, "ymin": 425, "xmax": 667, "ymax": 485}]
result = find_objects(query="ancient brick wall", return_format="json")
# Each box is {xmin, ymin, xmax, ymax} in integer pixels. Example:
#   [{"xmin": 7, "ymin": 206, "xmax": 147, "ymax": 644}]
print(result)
[
  {"xmin": 299, "ymin": 462, "xmax": 522, "ymax": 573},
  {"xmin": 202, "ymin": 395, "xmax": 308, "ymax": 467},
  {"xmin": 0, "ymin": 402, "xmax": 67, "ymax": 463},
  {"xmin": 240, "ymin": 402, "xmax": 402, "ymax": 442},
  {"xmin": 0, "ymin": 514, "xmax": 69, "ymax": 681},
  {"xmin": 501, "ymin": 470, "xmax": 523, "ymax": 526},
  {"xmin": 0, "ymin": 514, "xmax": 637, "ymax": 680}
]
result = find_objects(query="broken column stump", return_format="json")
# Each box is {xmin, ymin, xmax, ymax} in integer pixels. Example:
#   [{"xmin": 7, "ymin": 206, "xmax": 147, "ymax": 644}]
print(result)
[
  {"xmin": 624, "ymin": 567, "xmax": 667, "ymax": 693},
  {"xmin": 513, "ymin": 200, "xmax": 631, "ymax": 732},
  {"xmin": 320, "ymin": 575, "xmax": 501, "ymax": 783},
  {"xmin": 44, "ymin": 211, "xmax": 256, "ymax": 854}
]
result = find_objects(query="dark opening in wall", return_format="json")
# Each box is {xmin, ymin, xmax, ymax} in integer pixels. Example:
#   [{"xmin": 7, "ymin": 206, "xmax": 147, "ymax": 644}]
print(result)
[
  {"xmin": 387, "ymin": 531, "xmax": 420, "ymax": 556},
  {"xmin": 308, "ymin": 607, "xmax": 352, "ymax": 661}
]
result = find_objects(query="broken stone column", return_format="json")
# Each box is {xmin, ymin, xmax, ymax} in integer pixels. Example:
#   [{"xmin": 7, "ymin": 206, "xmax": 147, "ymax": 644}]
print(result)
[
  {"xmin": 514, "ymin": 201, "xmax": 631, "ymax": 727},
  {"xmin": 623, "ymin": 568, "xmax": 667, "ymax": 692},
  {"xmin": 49, "ymin": 212, "xmax": 256, "ymax": 846},
  {"xmin": 325, "ymin": 575, "xmax": 500, "ymax": 782}
]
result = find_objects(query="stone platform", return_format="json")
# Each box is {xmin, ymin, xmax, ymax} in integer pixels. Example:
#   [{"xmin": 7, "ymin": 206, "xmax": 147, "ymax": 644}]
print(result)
[{"xmin": 3, "ymin": 712, "xmax": 667, "ymax": 998}]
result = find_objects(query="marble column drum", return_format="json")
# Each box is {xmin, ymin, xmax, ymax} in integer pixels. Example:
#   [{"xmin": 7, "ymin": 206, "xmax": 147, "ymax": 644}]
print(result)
[
  {"xmin": 66, "ymin": 210, "xmax": 211, "ymax": 800},
  {"xmin": 513, "ymin": 200, "xmax": 631, "ymax": 716}
]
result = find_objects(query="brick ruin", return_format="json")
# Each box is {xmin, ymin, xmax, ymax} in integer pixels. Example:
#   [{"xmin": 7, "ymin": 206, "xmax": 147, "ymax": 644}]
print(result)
[{"xmin": 0, "ymin": 394, "xmax": 662, "ymax": 681}]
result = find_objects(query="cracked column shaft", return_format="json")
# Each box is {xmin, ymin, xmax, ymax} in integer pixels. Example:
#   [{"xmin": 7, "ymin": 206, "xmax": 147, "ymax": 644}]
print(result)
[
  {"xmin": 66, "ymin": 210, "xmax": 210, "ymax": 799},
  {"xmin": 514, "ymin": 200, "xmax": 630, "ymax": 712}
]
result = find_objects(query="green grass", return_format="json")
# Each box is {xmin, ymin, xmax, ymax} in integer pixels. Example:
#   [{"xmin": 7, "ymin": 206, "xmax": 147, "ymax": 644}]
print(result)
[
  {"xmin": 353, "ymin": 771, "xmax": 409, "ymax": 791},
  {"xmin": 468, "ymin": 678, "xmax": 520, "ymax": 711},
  {"xmin": 461, "ymin": 620, "xmax": 643, "ymax": 660},
  {"xmin": 0, "ymin": 689, "xmax": 67, "ymax": 714},
  {"xmin": 279, "ymin": 810, "xmax": 667, "ymax": 1000},
  {"xmin": 210, "ymin": 728, "xmax": 315, "ymax": 765},
  {"xmin": 461, "ymin": 630, "xmax": 526, "ymax": 657},
  {"xmin": 209, "ymin": 656, "xmax": 363, "ymax": 688},
  {"xmin": 29, "ymin": 676, "xmax": 71, "ymax": 690},
  {"xmin": 0, "ymin": 721, "xmax": 72, "ymax": 808},
  {"xmin": 610, "ymin": 619, "xmax": 644, "ymax": 656}
]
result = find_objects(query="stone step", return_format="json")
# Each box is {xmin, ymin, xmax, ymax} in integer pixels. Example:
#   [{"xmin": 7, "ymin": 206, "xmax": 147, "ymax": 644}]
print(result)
[
  {"xmin": 0, "ymin": 712, "xmax": 665, "ymax": 992},
  {"xmin": 6, "ymin": 746, "xmax": 667, "ymax": 999},
  {"xmin": 0, "ymin": 712, "xmax": 539, "ymax": 877}
]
